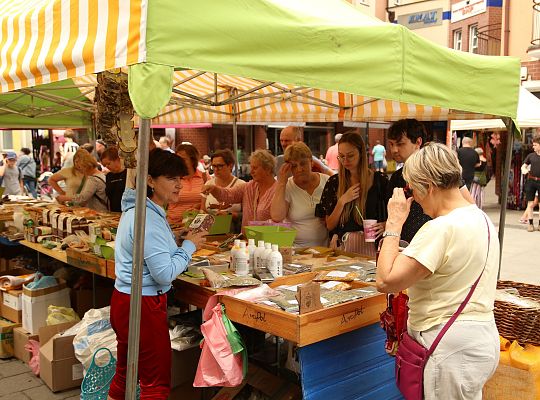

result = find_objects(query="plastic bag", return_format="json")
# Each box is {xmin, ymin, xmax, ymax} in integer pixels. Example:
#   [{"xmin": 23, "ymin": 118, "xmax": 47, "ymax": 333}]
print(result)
[
  {"xmin": 26, "ymin": 339, "xmax": 40, "ymax": 376},
  {"xmin": 46, "ymin": 305, "xmax": 81, "ymax": 325},
  {"xmin": 193, "ymin": 304, "xmax": 247, "ymax": 387},
  {"xmin": 73, "ymin": 306, "xmax": 117, "ymax": 371}
]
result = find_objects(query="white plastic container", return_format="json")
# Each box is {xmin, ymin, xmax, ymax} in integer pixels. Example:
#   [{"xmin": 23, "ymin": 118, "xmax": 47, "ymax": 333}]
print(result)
[
  {"xmin": 235, "ymin": 242, "xmax": 250, "ymax": 276},
  {"xmin": 268, "ymin": 244, "xmax": 283, "ymax": 278},
  {"xmin": 230, "ymin": 239, "xmax": 241, "ymax": 273},
  {"xmin": 247, "ymin": 238, "xmax": 257, "ymax": 273},
  {"xmin": 261, "ymin": 242, "xmax": 273, "ymax": 270},
  {"xmin": 253, "ymin": 240, "xmax": 266, "ymax": 271}
]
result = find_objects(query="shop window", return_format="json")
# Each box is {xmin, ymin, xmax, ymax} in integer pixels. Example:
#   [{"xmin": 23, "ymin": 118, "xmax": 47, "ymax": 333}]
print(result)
[
  {"xmin": 453, "ymin": 30, "xmax": 462, "ymax": 51},
  {"xmin": 469, "ymin": 25, "xmax": 479, "ymax": 54}
]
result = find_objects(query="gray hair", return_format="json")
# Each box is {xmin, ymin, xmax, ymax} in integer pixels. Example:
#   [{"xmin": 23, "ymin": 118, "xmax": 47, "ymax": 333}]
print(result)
[
  {"xmin": 403, "ymin": 142, "xmax": 462, "ymax": 198},
  {"xmin": 249, "ymin": 149, "xmax": 275, "ymax": 174}
]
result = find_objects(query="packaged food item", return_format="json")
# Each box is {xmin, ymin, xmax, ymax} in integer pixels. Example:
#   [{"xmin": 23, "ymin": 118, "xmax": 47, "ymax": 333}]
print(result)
[
  {"xmin": 313, "ymin": 270, "xmax": 361, "ymax": 282},
  {"xmin": 319, "ymin": 281, "xmax": 352, "ymax": 291}
]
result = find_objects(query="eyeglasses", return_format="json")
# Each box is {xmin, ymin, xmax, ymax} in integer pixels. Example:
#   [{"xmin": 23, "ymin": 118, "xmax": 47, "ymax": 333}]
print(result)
[
  {"xmin": 337, "ymin": 154, "xmax": 356, "ymax": 162},
  {"xmin": 211, "ymin": 164, "xmax": 226, "ymax": 170}
]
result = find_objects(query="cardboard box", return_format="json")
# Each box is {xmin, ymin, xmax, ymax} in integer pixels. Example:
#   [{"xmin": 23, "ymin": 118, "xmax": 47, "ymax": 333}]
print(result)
[
  {"xmin": 0, "ymin": 318, "xmax": 21, "ymax": 359},
  {"xmin": 13, "ymin": 326, "xmax": 39, "ymax": 363},
  {"xmin": 170, "ymin": 345, "xmax": 201, "ymax": 389},
  {"xmin": 1, "ymin": 289, "xmax": 23, "ymax": 323},
  {"xmin": 22, "ymin": 280, "xmax": 71, "ymax": 335},
  {"xmin": 39, "ymin": 322, "xmax": 83, "ymax": 392}
]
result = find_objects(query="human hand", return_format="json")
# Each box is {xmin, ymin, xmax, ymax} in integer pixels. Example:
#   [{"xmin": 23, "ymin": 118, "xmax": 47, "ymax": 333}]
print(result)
[
  {"xmin": 387, "ymin": 188, "xmax": 413, "ymax": 229},
  {"xmin": 185, "ymin": 229, "xmax": 207, "ymax": 249},
  {"xmin": 339, "ymin": 183, "xmax": 360, "ymax": 205},
  {"xmin": 201, "ymin": 183, "xmax": 216, "ymax": 196},
  {"xmin": 278, "ymin": 163, "xmax": 292, "ymax": 185},
  {"xmin": 56, "ymin": 194, "xmax": 69, "ymax": 204},
  {"xmin": 372, "ymin": 221, "xmax": 386, "ymax": 239}
]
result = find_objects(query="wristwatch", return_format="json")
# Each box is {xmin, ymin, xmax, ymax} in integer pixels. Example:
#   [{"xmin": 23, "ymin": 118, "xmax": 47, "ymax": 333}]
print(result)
[{"xmin": 382, "ymin": 231, "xmax": 400, "ymax": 239}]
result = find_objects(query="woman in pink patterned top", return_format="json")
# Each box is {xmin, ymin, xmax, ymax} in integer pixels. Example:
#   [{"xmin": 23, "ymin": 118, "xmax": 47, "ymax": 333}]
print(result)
[
  {"xmin": 167, "ymin": 144, "xmax": 206, "ymax": 225},
  {"xmin": 204, "ymin": 150, "xmax": 277, "ymax": 229}
]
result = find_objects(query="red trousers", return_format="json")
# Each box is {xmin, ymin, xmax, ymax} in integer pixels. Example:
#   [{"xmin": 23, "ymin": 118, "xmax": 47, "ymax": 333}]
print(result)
[{"xmin": 108, "ymin": 289, "xmax": 171, "ymax": 399}]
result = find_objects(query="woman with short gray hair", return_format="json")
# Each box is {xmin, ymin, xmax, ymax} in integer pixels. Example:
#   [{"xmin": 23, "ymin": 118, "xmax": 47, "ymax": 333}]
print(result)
[
  {"xmin": 377, "ymin": 142, "xmax": 499, "ymax": 399},
  {"xmin": 204, "ymin": 149, "xmax": 276, "ymax": 229}
]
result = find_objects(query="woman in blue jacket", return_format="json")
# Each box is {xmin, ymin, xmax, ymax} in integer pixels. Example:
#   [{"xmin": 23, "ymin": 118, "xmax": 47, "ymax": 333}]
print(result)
[{"xmin": 109, "ymin": 149, "xmax": 206, "ymax": 400}]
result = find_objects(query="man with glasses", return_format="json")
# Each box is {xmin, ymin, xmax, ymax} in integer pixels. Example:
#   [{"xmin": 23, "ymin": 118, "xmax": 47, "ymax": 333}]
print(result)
[{"xmin": 274, "ymin": 126, "xmax": 334, "ymax": 176}]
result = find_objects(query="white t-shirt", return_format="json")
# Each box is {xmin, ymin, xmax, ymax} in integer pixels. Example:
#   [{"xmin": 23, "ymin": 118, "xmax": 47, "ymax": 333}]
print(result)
[
  {"xmin": 401, "ymin": 205, "xmax": 499, "ymax": 332},
  {"xmin": 284, "ymin": 173, "xmax": 329, "ymax": 247},
  {"xmin": 205, "ymin": 176, "xmax": 246, "ymax": 213}
]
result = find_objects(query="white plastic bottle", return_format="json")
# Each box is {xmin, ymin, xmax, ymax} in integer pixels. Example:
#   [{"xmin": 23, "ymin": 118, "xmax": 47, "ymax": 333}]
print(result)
[
  {"xmin": 247, "ymin": 238, "xmax": 257, "ymax": 274},
  {"xmin": 235, "ymin": 242, "xmax": 250, "ymax": 276},
  {"xmin": 253, "ymin": 240, "xmax": 266, "ymax": 271},
  {"xmin": 230, "ymin": 239, "xmax": 241, "ymax": 273},
  {"xmin": 261, "ymin": 242, "xmax": 273, "ymax": 270},
  {"xmin": 268, "ymin": 244, "xmax": 283, "ymax": 278}
]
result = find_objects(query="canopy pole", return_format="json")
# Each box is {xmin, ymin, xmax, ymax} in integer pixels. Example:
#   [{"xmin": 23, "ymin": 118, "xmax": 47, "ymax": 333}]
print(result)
[
  {"xmin": 232, "ymin": 89, "xmax": 239, "ymax": 176},
  {"xmin": 498, "ymin": 117, "xmax": 514, "ymax": 279},
  {"xmin": 125, "ymin": 118, "xmax": 151, "ymax": 399}
]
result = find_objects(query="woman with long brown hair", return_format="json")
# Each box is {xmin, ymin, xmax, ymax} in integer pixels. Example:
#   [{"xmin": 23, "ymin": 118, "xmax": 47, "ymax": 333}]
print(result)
[{"xmin": 315, "ymin": 131, "xmax": 388, "ymax": 254}]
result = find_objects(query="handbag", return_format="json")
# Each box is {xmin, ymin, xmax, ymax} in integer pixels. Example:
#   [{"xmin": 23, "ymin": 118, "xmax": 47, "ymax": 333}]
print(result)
[
  {"xmin": 394, "ymin": 214, "xmax": 491, "ymax": 400},
  {"xmin": 340, "ymin": 231, "xmax": 376, "ymax": 257}
]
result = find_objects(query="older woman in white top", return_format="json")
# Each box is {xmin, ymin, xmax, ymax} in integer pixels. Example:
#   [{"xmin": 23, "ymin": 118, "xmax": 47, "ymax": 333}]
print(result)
[
  {"xmin": 377, "ymin": 143, "xmax": 499, "ymax": 399},
  {"xmin": 271, "ymin": 142, "xmax": 329, "ymax": 247}
]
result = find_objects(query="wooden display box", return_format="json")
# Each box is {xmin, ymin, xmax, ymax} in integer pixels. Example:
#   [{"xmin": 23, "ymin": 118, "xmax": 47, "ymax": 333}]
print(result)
[
  {"xmin": 106, "ymin": 260, "xmax": 116, "ymax": 279},
  {"xmin": 65, "ymin": 248, "xmax": 107, "ymax": 277},
  {"xmin": 220, "ymin": 272, "xmax": 385, "ymax": 347}
]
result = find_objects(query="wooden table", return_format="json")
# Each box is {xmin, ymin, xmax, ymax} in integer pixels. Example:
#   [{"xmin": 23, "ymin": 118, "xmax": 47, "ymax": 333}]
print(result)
[{"xmin": 20, "ymin": 239, "xmax": 68, "ymax": 264}]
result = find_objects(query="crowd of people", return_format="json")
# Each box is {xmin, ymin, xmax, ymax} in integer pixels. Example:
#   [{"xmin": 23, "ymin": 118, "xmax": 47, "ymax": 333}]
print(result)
[{"xmin": 0, "ymin": 122, "xmax": 506, "ymax": 399}]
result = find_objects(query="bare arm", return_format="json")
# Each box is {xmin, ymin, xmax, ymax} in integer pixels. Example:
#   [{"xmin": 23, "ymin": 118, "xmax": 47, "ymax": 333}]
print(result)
[
  {"xmin": 270, "ymin": 164, "xmax": 291, "ymax": 222},
  {"xmin": 376, "ymin": 188, "xmax": 431, "ymax": 293},
  {"xmin": 0, "ymin": 164, "xmax": 5, "ymax": 177},
  {"xmin": 48, "ymin": 171, "xmax": 67, "ymax": 195}
]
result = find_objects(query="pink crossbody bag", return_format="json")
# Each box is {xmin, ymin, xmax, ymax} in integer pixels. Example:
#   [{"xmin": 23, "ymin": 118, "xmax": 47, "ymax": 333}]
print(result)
[{"xmin": 394, "ymin": 214, "xmax": 491, "ymax": 400}]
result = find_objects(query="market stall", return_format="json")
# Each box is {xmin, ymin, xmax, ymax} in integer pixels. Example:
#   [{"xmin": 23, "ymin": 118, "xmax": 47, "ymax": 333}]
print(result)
[{"xmin": 0, "ymin": 0, "xmax": 521, "ymax": 398}]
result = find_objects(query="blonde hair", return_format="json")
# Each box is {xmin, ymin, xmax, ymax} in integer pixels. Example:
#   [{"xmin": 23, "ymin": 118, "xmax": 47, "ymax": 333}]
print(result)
[
  {"xmin": 403, "ymin": 142, "xmax": 462, "ymax": 198},
  {"xmin": 73, "ymin": 148, "xmax": 98, "ymax": 174},
  {"xmin": 284, "ymin": 142, "xmax": 312, "ymax": 162},
  {"xmin": 249, "ymin": 149, "xmax": 275, "ymax": 174},
  {"xmin": 337, "ymin": 132, "xmax": 371, "ymax": 226}
]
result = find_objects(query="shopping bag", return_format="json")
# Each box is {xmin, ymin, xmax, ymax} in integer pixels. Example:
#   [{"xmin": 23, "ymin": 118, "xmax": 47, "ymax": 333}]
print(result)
[
  {"xmin": 380, "ymin": 292, "xmax": 409, "ymax": 355},
  {"xmin": 193, "ymin": 304, "xmax": 247, "ymax": 387}
]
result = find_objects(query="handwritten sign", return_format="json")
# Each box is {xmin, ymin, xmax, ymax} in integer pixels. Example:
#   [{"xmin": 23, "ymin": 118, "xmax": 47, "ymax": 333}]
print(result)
[
  {"xmin": 340, "ymin": 306, "xmax": 365, "ymax": 326},
  {"xmin": 242, "ymin": 307, "xmax": 267, "ymax": 323}
]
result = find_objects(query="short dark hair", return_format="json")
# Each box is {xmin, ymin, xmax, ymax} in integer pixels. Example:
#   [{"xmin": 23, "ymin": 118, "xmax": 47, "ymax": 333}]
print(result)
[
  {"xmin": 211, "ymin": 149, "xmax": 235, "ymax": 166},
  {"xmin": 533, "ymin": 136, "xmax": 540, "ymax": 146},
  {"xmin": 20, "ymin": 147, "xmax": 31, "ymax": 155},
  {"xmin": 100, "ymin": 146, "xmax": 120, "ymax": 161},
  {"xmin": 388, "ymin": 119, "xmax": 427, "ymax": 146},
  {"xmin": 175, "ymin": 143, "xmax": 200, "ymax": 170},
  {"xmin": 81, "ymin": 143, "xmax": 94, "ymax": 153},
  {"xmin": 148, "ymin": 148, "xmax": 188, "ymax": 180}
]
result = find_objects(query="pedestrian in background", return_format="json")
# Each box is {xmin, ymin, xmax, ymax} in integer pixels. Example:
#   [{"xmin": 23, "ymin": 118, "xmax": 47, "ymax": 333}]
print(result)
[
  {"xmin": 60, "ymin": 129, "xmax": 79, "ymax": 167},
  {"xmin": 457, "ymin": 136, "xmax": 479, "ymax": 190},
  {"xmin": 18, "ymin": 148, "xmax": 37, "ymax": 198},
  {"xmin": 372, "ymin": 140, "xmax": 386, "ymax": 173},
  {"xmin": 521, "ymin": 136, "xmax": 540, "ymax": 232},
  {"xmin": 470, "ymin": 147, "xmax": 488, "ymax": 209},
  {"xmin": 325, "ymin": 133, "xmax": 342, "ymax": 171},
  {"xmin": 0, "ymin": 151, "xmax": 23, "ymax": 195}
]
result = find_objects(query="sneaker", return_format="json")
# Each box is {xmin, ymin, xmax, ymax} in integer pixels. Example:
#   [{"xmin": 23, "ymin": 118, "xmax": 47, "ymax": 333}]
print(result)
[
  {"xmin": 528, "ymin": 225, "xmax": 535, "ymax": 232},
  {"xmin": 537, "ymin": 225, "xmax": 540, "ymax": 231}
]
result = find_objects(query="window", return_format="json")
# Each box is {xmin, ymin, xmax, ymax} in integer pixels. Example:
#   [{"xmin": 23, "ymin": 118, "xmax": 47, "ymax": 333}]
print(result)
[
  {"xmin": 469, "ymin": 25, "xmax": 479, "ymax": 54},
  {"xmin": 453, "ymin": 30, "xmax": 462, "ymax": 51}
]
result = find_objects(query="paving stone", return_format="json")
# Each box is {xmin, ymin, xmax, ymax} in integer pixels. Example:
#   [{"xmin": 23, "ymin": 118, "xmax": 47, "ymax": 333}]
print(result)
[
  {"xmin": 0, "ymin": 359, "xmax": 33, "ymax": 378},
  {"xmin": 63, "ymin": 396, "xmax": 82, "ymax": 400},
  {"xmin": 0, "ymin": 393, "xmax": 29, "ymax": 400},
  {"xmin": 23, "ymin": 385, "xmax": 80, "ymax": 400},
  {"xmin": 0, "ymin": 373, "xmax": 42, "ymax": 396}
]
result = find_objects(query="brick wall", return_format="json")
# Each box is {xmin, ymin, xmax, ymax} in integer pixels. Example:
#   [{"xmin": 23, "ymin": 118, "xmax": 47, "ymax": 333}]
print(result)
[{"xmin": 522, "ymin": 60, "xmax": 540, "ymax": 81}]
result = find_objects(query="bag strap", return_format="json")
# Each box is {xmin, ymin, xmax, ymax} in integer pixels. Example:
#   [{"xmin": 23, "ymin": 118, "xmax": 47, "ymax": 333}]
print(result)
[
  {"xmin": 427, "ymin": 213, "xmax": 491, "ymax": 356},
  {"xmin": 76, "ymin": 175, "xmax": 87, "ymax": 194}
]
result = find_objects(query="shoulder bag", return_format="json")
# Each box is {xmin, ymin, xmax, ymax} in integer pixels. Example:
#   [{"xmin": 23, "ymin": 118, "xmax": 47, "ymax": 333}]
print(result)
[{"xmin": 394, "ymin": 214, "xmax": 491, "ymax": 400}]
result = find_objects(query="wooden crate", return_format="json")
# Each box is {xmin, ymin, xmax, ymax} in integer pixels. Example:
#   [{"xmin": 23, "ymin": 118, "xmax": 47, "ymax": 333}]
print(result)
[
  {"xmin": 106, "ymin": 260, "xmax": 116, "ymax": 280},
  {"xmin": 220, "ymin": 272, "xmax": 385, "ymax": 347},
  {"xmin": 65, "ymin": 248, "xmax": 107, "ymax": 277}
]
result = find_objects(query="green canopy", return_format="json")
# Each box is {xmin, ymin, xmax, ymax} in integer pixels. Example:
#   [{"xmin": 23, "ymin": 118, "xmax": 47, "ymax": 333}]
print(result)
[
  {"xmin": 0, "ymin": 80, "xmax": 93, "ymax": 129},
  {"xmin": 128, "ymin": 0, "xmax": 520, "ymax": 120}
]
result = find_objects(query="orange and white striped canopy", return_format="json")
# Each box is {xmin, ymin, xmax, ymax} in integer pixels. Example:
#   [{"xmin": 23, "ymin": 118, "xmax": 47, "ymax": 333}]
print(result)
[
  {"xmin": 73, "ymin": 70, "xmax": 495, "ymax": 124},
  {"xmin": 0, "ymin": 0, "xmax": 145, "ymax": 93}
]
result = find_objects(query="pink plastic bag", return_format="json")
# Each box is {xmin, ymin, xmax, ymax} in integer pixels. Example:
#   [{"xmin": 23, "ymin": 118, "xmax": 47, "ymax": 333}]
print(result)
[
  {"xmin": 25, "ymin": 339, "xmax": 40, "ymax": 376},
  {"xmin": 193, "ymin": 303, "xmax": 244, "ymax": 387}
]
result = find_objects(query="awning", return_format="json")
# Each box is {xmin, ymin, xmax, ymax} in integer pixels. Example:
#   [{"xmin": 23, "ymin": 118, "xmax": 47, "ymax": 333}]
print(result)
[{"xmin": 451, "ymin": 87, "xmax": 540, "ymax": 131}]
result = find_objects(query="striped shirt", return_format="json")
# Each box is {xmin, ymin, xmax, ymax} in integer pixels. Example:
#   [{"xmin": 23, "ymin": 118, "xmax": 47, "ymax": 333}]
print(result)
[{"xmin": 167, "ymin": 170, "xmax": 205, "ymax": 225}]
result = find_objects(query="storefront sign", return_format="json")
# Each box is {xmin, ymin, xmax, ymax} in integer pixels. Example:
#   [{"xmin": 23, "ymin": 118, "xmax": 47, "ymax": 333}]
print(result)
[
  {"xmin": 397, "ymin": 8, "xmax": 443, "ymax": 30},
  {"xmin": 451, "ymin": 0, "xmax": 486, "ymax": 23}
]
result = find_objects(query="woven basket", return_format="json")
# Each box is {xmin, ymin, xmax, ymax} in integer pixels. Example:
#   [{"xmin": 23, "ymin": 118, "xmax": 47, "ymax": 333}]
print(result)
[{"xmin": 494, "ymin": 281, "xmax": 540, "ymax": 346}]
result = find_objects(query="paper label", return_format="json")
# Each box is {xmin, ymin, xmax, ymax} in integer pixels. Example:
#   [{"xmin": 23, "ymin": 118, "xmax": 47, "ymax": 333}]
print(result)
[
  {"xmin": 320, "ymin": 297, "xmax": 329, "ymax": 304},
  {"xmin": 288, "ymin": 300, "xmax": 298, "ymax": 305},
  {"xmin": 3, "ymin": 292, "xmax": 22, "ymax": 310},
  {"xmin": 349, "ymin": 265, "xmax": 363, "ymax": 270},
  {"xmin": 260, "ymin": 300, "xmax": 275, "ymax": 306},
  {"xmin": 72, "ymin": 363, "xmax": 84, "ymax": 380},
  {"xmin": 326, "ymin": 271, "xmax": 349, "ymax": 278},
  {"xmin": 321, "ymin": 281, "xmax": 342, "ymax": 289}
]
